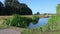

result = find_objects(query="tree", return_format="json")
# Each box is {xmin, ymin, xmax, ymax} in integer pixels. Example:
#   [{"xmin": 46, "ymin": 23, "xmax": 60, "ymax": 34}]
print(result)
[
  {"xmin": 5, "ymin": 0, "xmax": 18, "ymax": 7},
  {"xmin": 21, "ymin": 7, "xmax": 32, "ymax": 15},
  {"xmin": 0, "ymin": 2, "xmax": 3, "ymax": 7},
  {"xmin": 36, "ymin": 12, "xmax": 40, "ymax": 15},
  {"xmin": 4, "ymin": 0, "xmax": 32, "ymax": 15},
  {"xmin": 56, "ymin": 3, "xmax": 60, "ymax": 15},
  {"xmin": 34, "ymin": 12, "xmax": 40, "ymax": 15},
  {"xmin": 0, "ymin": 1, "xmax": 5, "ymax": 15},
  {"xmin": 5, "ymin": 0, "xmax": 19, "ymax": 15},
  {"xmin": 0, "ymin": 1, "xmax": 3, "ymax": 12}
]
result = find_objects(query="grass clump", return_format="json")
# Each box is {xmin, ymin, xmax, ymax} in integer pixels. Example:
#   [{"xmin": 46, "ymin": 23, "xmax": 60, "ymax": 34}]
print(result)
[
  {"xmin": 21, "ymin": 29, "xmax": 41, "ymax": 34},
  {"xmin": 0, "ymin": 24, "xmax": 8, "ymax": 29}
]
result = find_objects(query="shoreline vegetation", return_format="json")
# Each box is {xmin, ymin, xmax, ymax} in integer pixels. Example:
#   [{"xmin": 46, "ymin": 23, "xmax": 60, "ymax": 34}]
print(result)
[{"xmin": 0, "ymin": 14, "xmax": 39, "ymax": 28}]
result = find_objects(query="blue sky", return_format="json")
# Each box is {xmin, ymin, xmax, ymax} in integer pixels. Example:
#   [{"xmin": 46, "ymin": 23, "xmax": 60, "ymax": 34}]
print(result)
[{"xmin": 0, "ymin": 0, "xmax": 60, "ymax": 14}]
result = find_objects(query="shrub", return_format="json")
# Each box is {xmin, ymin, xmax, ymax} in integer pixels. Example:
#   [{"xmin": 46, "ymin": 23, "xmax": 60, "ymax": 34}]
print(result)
[
  {"xmin": 48, "ymin": 15, "xmax": 60, "ymax": 30},
  {"xmin": 4, "ymin": 14, "xmax": 32, "ymax": 28},
  {"xmin": 32, "ymin": 15, "xmax": 39, "ymax": 24}
]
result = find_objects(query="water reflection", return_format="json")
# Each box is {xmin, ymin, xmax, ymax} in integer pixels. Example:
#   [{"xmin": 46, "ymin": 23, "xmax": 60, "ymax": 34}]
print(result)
[{"xmin": 29, "ymin": 18, "xmax": 48, "ymax": 29}]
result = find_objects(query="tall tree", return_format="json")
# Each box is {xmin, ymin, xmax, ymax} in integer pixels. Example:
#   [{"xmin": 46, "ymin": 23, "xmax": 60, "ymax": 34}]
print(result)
[
  {"xmin": 4, "ymin": 0, "xmax": 32, "ymax": 15},
  {"xmin": 5, "ymin": 0, "xmax": 19, "ymax": 15},
  {"xmin": 0, "ymin": 1, "xmax": 4, "ymax": 15}
]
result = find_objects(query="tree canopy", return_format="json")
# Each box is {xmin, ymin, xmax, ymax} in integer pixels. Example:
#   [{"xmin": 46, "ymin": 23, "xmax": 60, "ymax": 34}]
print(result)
[{"xmin": 0, "ymin": 0, "xmax": 32, "ymax": 15}]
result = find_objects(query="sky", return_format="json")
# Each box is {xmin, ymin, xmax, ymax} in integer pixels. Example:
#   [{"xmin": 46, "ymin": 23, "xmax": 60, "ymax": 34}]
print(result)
[{"xmin": 0, "ymin": 0, "xmax": 60, "ymax": 14}]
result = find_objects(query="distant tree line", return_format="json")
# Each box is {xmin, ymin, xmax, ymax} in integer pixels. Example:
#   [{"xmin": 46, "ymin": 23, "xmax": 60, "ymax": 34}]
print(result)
[{"xmin": 0, "ymin": 0, "xmax": 32, "ymax": 15}]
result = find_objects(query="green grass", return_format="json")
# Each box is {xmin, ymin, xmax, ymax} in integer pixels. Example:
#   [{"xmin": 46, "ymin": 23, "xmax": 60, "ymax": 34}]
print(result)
[
  {"xmin": 21, "ymin": 29, "xmax": 60, "ymax": 34},
  {"xmin": 48, "ymin": 15, "xmax": 60, "ymax": 30},
  {"xmin": 0, "ymin": 24, "xmax": 8, "ymax": 29},
  {"xmin": 21, "ymin": 29, "xmax": 41, "ymax": 34},
  {"xmin": 0, "ymin": 19, "xmax": 8, "ymax": 29},
  {"xmin": 41, "ymin": 31, "xmax": 60, "ymax": 34}
]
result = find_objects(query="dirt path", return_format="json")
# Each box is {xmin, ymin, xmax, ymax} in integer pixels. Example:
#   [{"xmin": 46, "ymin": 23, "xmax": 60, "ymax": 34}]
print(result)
[{"xmin": 0, "ymin": 29, "xmax": 21, "ymax": 34}]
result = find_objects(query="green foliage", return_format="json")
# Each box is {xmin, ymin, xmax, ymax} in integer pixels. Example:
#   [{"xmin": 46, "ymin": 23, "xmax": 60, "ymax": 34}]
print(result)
[
  {"xmin": 32, "ymin": 15, "xmax": 39, "ymax": 24},
  {"xmin": 47, "ymin": 3, "xmax": 60, "ymax": 31},
  {"xmin": 40, "ymin": 25, "xmax": 48, "ymax": 32},
  {"xmin": 21, "ymin": 27, "xmax": 60, "ymax": 34},
  {"xmin": 32, "ymin": 25, "xmax": 48, "ymax": 32},
  {"xmin": 21, "ymin": 29, "xmax": 41, "ymax": 34},
  {"xmin": 44, "ymin": 3, "xmax": 60, "ymax": 31},
  {"xmin": 4, "ymin": 14, "xmax": 32, "ymax": 28},
  {"xmin": 48, "ymin": 15, "xmax": 60, "ymax": 30},
  {"xmin": 4, "ymin": 14, "xmax": 39, "ymax": 28},
  {"xmin": 4, "ymin": 0, "xmax": 32, "ymax": 15},
  {"xmin": 0, "ymin": 0, "xmax": 33, "ymax": 15},
  {"xmin": 0, "ymin": 24, "xmax": 8, "ymax": 29},
  {"xmin": 56, "ymin": 3, "xmax": 60, "ymax": 15},
  {"xmin": 21, "ymin": 7, "xmax": 32, "ymax": 15}
]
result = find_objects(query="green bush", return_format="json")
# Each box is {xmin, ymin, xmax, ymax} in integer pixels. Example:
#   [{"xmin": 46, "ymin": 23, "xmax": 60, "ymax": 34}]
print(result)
[
  {"xmin": 48, "ymin": 15, "xmax": 60, "ymax": 30},
  {"xmin": 4, "ymin": 14, "xmax": 32, "ymax": 28},
  {"xmin": 32, "ymin": 15, "xmax": 39, "ymax": 24}
]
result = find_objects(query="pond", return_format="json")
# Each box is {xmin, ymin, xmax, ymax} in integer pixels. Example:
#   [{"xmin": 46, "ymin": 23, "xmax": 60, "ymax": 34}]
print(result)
[{"xmin": 29, "ymin": 18, "xmax": 49, "ymax": 29}]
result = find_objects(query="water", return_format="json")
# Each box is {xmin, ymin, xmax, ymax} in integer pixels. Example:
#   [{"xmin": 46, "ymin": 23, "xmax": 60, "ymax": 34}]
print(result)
[{"xmin": 29, "ymin": 18, "xmax": 48, "ymax": 29}]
